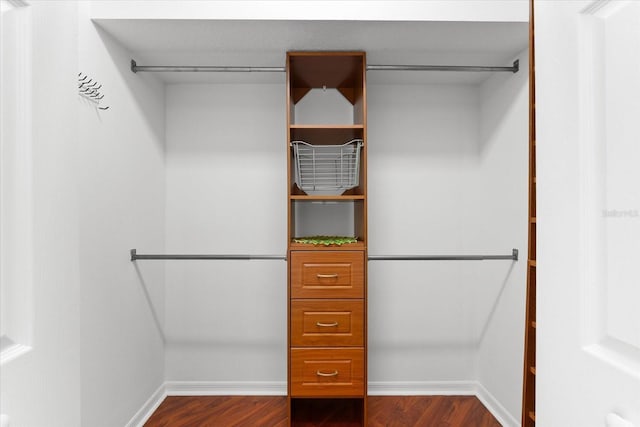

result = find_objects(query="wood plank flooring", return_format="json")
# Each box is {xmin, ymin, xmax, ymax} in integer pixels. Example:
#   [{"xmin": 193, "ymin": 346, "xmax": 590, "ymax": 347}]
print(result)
[
  {"xmin": 145, "ymin": 396, "xmax": 288, "ymax": 427},
  {"xmin": 144, "ymin": 396, "xmax": 501, "ymax": 427},
  {"xmin": 368, "ymin": 396, "xmax": 501, "ymax": 427}
]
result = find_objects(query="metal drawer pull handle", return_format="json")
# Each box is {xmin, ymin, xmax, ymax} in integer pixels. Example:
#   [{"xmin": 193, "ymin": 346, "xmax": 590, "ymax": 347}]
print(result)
[
  {"xmin": 316, "ymin": 370, "xmax": 339, "ymax": 377},
  {"xmin": 316, "ymin": 321, "xmax": 339, "ymax": 327},
  {"xmin": 316, "ymin": 273, "xmax": 338, "ymax": 279}
]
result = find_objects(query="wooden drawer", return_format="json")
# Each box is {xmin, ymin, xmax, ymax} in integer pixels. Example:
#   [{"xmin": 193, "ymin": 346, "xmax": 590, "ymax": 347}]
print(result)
[
  {"xmin": 290, "ymin": 348, "xmax": 364, "ymax": 397},
  {"xmin": 291, "ymin": 300, "xmax": 364, "ymax": 347},
  {"xmin": 290, "ymin": 251, "xmax": 364, "ymax": 299}
]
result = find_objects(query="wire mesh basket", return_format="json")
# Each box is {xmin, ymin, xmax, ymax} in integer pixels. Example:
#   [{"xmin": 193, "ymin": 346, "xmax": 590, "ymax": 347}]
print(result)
[{"xmin": 291, "ymin": 139, "xmax": 363, "ymax": 195}]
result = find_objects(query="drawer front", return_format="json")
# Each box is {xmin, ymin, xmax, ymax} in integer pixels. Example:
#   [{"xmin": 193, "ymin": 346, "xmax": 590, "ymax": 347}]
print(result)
[
  {"xmin": 290, "ymin": 348, "xmax": 364, "ymax": 397},
  {"xmin": 290, "ymin": 251, "xmax": 364, "ymax": 299},
  {"xmin": 291, "ymin": 300, "xmax": 364, "ymax": 347}
]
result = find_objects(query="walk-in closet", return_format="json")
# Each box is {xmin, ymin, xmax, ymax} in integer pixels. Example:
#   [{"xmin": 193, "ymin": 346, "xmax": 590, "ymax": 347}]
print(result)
[
  {"xmin": 2, "ymin": 2, "xmax": 534, "ymax": 426},
  {"xmin": 6, "ymin": 2, "xmax": 640, "ymax": 426}
]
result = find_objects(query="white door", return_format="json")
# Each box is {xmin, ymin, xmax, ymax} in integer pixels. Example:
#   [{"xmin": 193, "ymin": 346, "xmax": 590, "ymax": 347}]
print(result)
[{"xmin": 536, "ymin": 1, "xmax": 640, "ymax": 426}]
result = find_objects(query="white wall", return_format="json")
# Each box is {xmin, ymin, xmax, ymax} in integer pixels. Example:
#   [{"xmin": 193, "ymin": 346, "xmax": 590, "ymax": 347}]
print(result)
[
  {"xmin": 162, "ymin": 82, "xmax": 488, "ymax": 386},
  {"xmin": 475, "ymin": 50, "xmax": 529, "ymax": 423},
  {"xmin": 366, "ymin": 63, "xmax": 527, "ymax": 422},
  {"xmin": 1, "ymin": 3, "xmax": 167, "ymax": 425},
  {"xmin": 163, "ymin": 70, "xmax": 528, "ymax": 407},
  {"xmin": 367, "ymin": 83, "xmax": 483, "ymax": 384},
  {"xmin": 164, "ymin": 84, "xmax": 287, "ymax": 382},
  {"xmin": 0, "ymin": 2, "xmax": 82, "ymax": 426},
  {"xmin": 367, "ymin": 74, "xmax": 526, "ymax": 401},
  {"xmin": 76, "ymin": 4, "xmax": 166, "ymax": 427}
]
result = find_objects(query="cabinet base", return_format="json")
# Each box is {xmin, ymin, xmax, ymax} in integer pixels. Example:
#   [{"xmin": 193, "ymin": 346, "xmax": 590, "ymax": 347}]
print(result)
[{"xmin": 291, "ymin": 397, "xmax": 364, "ymax": 427}]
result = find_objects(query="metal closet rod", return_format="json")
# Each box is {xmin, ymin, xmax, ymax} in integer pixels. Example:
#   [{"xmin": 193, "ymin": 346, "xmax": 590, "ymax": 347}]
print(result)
[
  {"xmin": 130, "ymin": 59, "xmax": 519, "ymax": 74},
  {"xmin": 368, "ymin": 60, "xmax": 519, "ymax": 73},
  {"xmin": 130, "ymin": 249, "xmax": 285, "ymax": 261},
  {"xmin": 130, "ymin": 248, "xmax": 518, "ymax": 261},
  {"xmin": 369, "ymin": 248, "xmax": 518, "ymax": 261}
]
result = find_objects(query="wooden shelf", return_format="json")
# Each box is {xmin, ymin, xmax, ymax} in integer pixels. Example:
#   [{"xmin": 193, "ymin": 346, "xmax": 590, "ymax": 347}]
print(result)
[
  {"xmin": 289, "ymin": 241, "xmax": 366, "ymax": 251},
  {"xmin": 531, "ymin": 321, "xmax": 537, "ymax": 328},
  {"xmin": 290, "ymin": 195, "xmax": 365, "ymax": 201},
  {"xmin": 289, "ymin": 52, "xmax": 364, "ymax": 93},
  {"xmin": 529, "ymin": 260, "xmax": 537, "ymax": 267},
  {"xmin": 529, "ymin": 411, "xmax": 536, "ymax": 422},
  {"xmin": 530, "ymin": 366, "xmax": 536, "ymax": 375},
  {"xmin": 290, "ymin": 125, "xmax": 364, "ymax": 145},
  {"xmin": 531, "ymin": 217, "xmax": 537, "ymax": 223},
  {"xmin": 290, "ymin": 124, "xmax": 364, "ymax": 130}
]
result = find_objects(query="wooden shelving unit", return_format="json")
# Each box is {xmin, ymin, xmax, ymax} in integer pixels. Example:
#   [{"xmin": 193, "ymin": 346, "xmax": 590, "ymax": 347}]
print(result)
[
  {"xmin": 522, "ymin": 1, "xmax": 537, "ymax": 426},
  {"xmin": 286, "ymin": 51, "xmax": 368, "ymax": 427}
]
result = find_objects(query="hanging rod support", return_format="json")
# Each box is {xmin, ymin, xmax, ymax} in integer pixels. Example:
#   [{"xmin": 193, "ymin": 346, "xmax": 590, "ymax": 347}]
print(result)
[
  {"xmin": 367, "ymin": 59, "xmax": 519, "ymax": 74},
  {"xmin": 130, "ymin": 249, "xmax": 286, "ymax": 261},
  {"xmin": 130, "ymin": 59, "xmax": 519, "ymax": 74},
  {"xmin": 368, "ymin": 248, "xmax": 518, "ymax": 261}
]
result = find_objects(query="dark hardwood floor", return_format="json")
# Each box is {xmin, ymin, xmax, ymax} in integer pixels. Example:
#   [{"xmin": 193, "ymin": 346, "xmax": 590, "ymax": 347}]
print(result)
[
  {"xmin": 144, "ymin": 396, "xmax": 501, "ymax": 427},
  {"xmin": 145, "ymin": 396, "xmax": 288, "ymax": 427},
  {"xmin": 368, "ymin": 396, "xmax": 501, "ymax": 427}
]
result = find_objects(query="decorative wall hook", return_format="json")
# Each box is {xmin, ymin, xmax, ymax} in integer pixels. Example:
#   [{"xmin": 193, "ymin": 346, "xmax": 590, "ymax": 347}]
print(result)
[{"xmin": 78, "ymin": 73, "xmax": 109, "ymax": 110}]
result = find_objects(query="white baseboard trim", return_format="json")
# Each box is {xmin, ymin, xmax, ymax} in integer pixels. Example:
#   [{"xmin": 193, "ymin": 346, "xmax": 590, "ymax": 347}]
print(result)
[
  {"xmin": 368, "ymin": 380, "xmax": 477, "ymax": 396},
  {"xmin": 126, "ymin": 383, "xmax": 167, "ymax": 427},
  {"xmin": 475, "ymin": 382, "xmax": 519, "ymax": 427},
  {"xmin": 165, "ymin": 381, "xmax": 287, "ymax": 396}
]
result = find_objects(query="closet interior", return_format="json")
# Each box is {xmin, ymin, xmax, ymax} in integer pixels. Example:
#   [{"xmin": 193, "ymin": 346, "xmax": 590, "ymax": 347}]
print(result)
[{"xmin": 76, "ymin": 10, "xmax": 531, "ymax": 427}]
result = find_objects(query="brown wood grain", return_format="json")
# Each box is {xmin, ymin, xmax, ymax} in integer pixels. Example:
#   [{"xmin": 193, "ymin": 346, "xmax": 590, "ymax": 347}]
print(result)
[
  {"xmin": 290, "ymin": 251, "xmax": 364, "ymax": 299},
  {"xmin": 144, "ymin": 395, "xmax": 500, "ymax": 427},
  {"xmin": 291, "ymin": 300, "xmax": 364, "ymax": 347},
  {"xmin": 368, "ymin": 396, "xmax": 502, "ymax": 427},
  {"xmin": 290, "ymin": 348, "xmax": 365, "ymax": 397},
  {"xmin": 521, "ymin": 0, "xmax": 537, "ymax": 425},
  {"xmin": 289, "ymin": 125, "xmax": 365, "ymax": 146},
  {"xmin": 287, "ymin": 51, "xmax": 369, "ymax": 425},
  {"xmin": 144, "ymin": 396, "xmax": 288, "ymax": 427},
  {"xmin": 288, "ymin": 52, "xmax": 365, "ymax": 97}
]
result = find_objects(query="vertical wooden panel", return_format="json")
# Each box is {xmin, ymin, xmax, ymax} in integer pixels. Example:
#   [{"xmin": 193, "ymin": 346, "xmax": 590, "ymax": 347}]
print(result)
[{"xmin": 522, "ymin": 1, "xmax": 537, "ymax": 426}]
